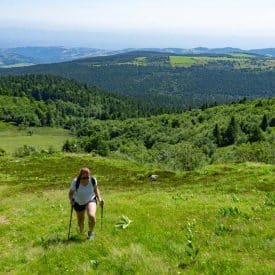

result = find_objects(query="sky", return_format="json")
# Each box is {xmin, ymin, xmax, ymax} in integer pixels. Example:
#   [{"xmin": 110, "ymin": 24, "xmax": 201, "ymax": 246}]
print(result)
[{"xmin": 1, "ymin": 0, "xmax": 275, "ymax": 49}]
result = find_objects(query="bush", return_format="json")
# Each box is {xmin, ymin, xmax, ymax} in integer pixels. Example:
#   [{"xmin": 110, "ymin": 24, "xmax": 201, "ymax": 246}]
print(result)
[
  {"xmin": 40, "ymin": 145, "xmax": 57, "ymax": 155},
  {"xmin": 0, "ymin": 147, "xmax": 6, "ymax": 156},
  {"xmin": 81, "ymin": 136, "xmax": 110, "ymax": 156},
  {"xmin": 269, "ymin": 118, "xmax": 275, "ymax": 127},
  {"xmin": 13, "ymin": 145, "xmax": 36, "ymax": 158},
  {"xmin": 156, "ymin": 142, "xmax": 209, "ymax": 171},
  {"xmin": 212, "ymin": 142, "xmax": 275, "ymax": 164},
  {"xmin": 62, "ymin": 139, "xmax": 80, "ymax": 153}
]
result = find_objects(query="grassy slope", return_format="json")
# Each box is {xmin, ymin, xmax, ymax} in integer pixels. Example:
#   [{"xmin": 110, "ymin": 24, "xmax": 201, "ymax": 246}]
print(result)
[
  {"xmin": 0, "ymin": 122, "xmax": 72, "ymax": 154},
  {"xmin": 169, "ymin": 54, "xmax": 275, "ymax": 69},
  {"xmin": 0, "ymin": 154, "xmax": 274, "ymax": 274}
]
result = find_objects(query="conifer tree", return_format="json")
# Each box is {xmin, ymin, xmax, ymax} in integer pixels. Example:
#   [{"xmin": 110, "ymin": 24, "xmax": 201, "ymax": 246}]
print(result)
[
  {"xmin": 260, "ymin": 114, "xmax": 268, "ymax": 131},
  {"xmin": 213, "ymin": 124, "xmax": 222, "ymax": 147},
  {"xmin": 223, "ymin": 116, "xmax": 239, "ymax": 146},
  {"xmin": 248, "ymin": 126, "xmax": 264, "ymax": 142}
]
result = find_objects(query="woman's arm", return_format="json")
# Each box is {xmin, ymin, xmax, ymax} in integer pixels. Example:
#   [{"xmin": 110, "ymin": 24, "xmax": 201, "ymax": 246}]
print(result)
[
  {"xmin": 68, "ymin": 189, "xmax": 75, "ymax": 204},
  {"xmin": 94, "ymin": 185, "xmax": 104, "ymax": 206}
]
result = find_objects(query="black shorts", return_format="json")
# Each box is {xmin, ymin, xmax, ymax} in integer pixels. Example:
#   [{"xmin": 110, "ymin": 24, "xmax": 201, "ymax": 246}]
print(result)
[{"xmin": 73, "ymin": 197, "xmax": 97, "ymax": 212}]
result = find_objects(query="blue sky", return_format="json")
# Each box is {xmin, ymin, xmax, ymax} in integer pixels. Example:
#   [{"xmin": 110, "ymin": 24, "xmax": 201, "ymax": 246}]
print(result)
[{"xmin": 1, "ymin": 0, "xmax": 275, "ymax": 48}]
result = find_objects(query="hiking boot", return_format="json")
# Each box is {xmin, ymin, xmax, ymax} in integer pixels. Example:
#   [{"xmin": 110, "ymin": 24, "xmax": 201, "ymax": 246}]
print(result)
[{"xmin": 88, "ymin": 231, "xmax": 95, "ymax": 240}]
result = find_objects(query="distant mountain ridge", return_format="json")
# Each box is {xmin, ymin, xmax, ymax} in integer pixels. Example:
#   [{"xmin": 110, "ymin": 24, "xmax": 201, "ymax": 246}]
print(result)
[
  {"xmin": 1, "ymin": 46, "xmax": 275, "ymax": 68},
  {"xmin": 1, "ymin": 51, "xmax": 275, "ymax": 109}
]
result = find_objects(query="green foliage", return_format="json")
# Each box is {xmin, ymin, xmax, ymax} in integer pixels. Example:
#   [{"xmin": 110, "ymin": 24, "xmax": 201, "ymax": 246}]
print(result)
[
  {"xmin": 222, "ymin": 116, "xmax": 239, "ymax": 146},
  {"xmin": 260, "ymin": 114, "xmax": 268, "ymax": 131},
  {"xmin": 62, "ymin": 139, "xmax": 79, "ymax": 153},
  {"xmin": 0, "ymin": 147, "xmax": 6, "ymax": 156},
  {"xmin": 0, "ymin": 74, "xmax": 159, "ymax": 129},
  {"xmin": 13, "ymin": 144, "xmax": 36, "ymax": 157},
  {"xmin": 264, "ymin": 192, "xmax": 275, "ymax": 207},
  {"xmin": 214, "ymin": 224, "xmax": 233, "ymax": 236},
  {"xmin": 269, "ymin": 117, "xmax": 275, "ymax": 127},
  {"xmin": 115, "ymin": 215, "xmax": 133, "ymax": 229},
  {"xmin": 248, "ymin": 125, "xmax": 265, "ymax": 142},
  {"xmin": 82, "ymin": 134, "xmax": 110, "ymax": 156},
  {"xmin": 213, "ymin": 123, "xmax": 222, "ymax": 147},
  {"xmin": 218, "ymin": 207, "xmax": 250, "ymax": 219},
  {"xmin": 218, "ymin": 206, "xmax": 242, "ymax": 217},
  {"xmin": 0, "ymin": 72, "xmax": 275, "ymax": 171},
  {"xmin": 179, "ymin": 222, "xmax": 199, "ymax": 269},
  {"xmin": 72, "ymin": 98, "xmax": 275, "ymax": 170}
]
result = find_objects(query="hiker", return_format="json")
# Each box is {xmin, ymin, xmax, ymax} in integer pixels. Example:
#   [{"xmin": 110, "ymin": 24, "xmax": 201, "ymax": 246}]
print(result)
[{"xmin": 68, "ymin": 167, "xmax": 104, "ymax": 240}]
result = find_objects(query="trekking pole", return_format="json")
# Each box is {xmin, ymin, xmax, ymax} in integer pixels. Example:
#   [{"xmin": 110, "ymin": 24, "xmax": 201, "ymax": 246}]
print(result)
[
  {"xmin": 67, "ymin": 204, "xmax": 73, "ymax": 241},
  {"xmin": 100, "ymin": 204, "xmax": 104, "ymax": 230}
]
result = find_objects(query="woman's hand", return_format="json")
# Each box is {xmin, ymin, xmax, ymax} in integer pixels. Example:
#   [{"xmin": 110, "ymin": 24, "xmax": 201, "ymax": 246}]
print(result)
[
  {"xmin": 99, "ymin": 198, "xmax": 104, "ymax": 207},
  {"xmin": 70, "ymin": 198, "xmax": 75, "ymax": 205}
]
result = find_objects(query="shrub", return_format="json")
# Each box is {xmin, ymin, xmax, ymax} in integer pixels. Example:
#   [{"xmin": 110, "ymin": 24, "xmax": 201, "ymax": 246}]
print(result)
[
  {"xmin": 212, "ymin": 142, "xmax": 275, "ymax": 164},
  {"xmin": 62, "ymin": 139, "xmax": 79, "ymax": 153},
  {"xmin": 13, "ymin": 145, "xmax": 36, "ymax": 158},
  {"xmin": 157, "ymin": 142, "xmax": 209, "ymax": 171},
  {"xmin": 40, "ymin": 145, "xmax": 57, "ymax": 155},
  {"xmin": 269, "ymin": 118, "xmax": 275, "ymax": 127},
  {"xmin": 0, "ymin": 147, "xmax": 6, "ymax": 156}
]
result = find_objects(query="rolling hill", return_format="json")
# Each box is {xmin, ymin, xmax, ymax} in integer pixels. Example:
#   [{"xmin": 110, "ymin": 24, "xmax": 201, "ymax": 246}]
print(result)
[
  {"xmin": 1, "ymin": 51, "xmax": 275, "ymax": 109},
  {"xmin": 2, "ymin": 46, "xmax": 275, "ymax": 68},
  {"xmin": 0, "ymin": 74, "xmax": 165, "ymax": 129}
]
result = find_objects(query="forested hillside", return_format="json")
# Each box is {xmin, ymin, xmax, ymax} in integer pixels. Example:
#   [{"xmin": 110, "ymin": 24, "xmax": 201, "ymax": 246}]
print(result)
[
  {"xmin": 0, "ymin": 74, "xmax": 165, "ymax": 128},
  {"xmin": 63, "ymin": 97, "xmax": 275, "ymax": 170},
  {"xmin": 1, "ymin": 51, "xmax": 275, "ymax": 109}
]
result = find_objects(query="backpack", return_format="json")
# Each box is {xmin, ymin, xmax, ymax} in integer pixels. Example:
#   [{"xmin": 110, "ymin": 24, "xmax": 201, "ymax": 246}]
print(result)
[{"xmin": 76, "ymin": 176, "xmax": 96, "ymax": 191}]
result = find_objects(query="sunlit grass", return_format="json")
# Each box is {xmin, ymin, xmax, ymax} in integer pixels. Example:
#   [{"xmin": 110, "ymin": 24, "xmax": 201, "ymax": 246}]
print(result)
[
  {"xmin": 0, "ymin": 154, "xmax": 274, "ymax": 273},
  {"xmin": 0, "ymin": 122, "xmax": 72, "ymax": 154}
]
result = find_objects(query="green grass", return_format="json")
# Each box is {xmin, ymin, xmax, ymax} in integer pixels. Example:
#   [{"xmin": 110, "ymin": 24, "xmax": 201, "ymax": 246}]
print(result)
[
  {"xmin": 0, "ymin": 154, "xmax": 274, "ymax": 274},
  {"xmin": 229, "ymin": 53, "xmax": 255, "ymax": 58},
  {"xmin": 0, "ymin": 122, "xmax": 72, "ymax": 154},
  {"xmin": 133, "ymin": 57, "xmax": 147, "ymax": 66},
  {"xmin": 169, "ymin": 56, "xmax": 205, "ymax": 67},
  {"xmin": 169, "ymin": 54, "xmax": 275, "ymax": 70}
]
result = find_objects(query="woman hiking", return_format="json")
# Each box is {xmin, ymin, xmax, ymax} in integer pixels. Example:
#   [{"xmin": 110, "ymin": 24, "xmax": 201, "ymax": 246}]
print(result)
[{"xmin": 68, "ymin": 167, "xmax": 104, "ymax": 240}]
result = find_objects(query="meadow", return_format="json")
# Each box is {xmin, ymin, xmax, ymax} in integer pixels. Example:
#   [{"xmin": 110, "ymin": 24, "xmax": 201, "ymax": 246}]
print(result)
[
  {"xmin": 0, "ymin": 154, "xmax": 274, "ymax": 274},
  {"xmin": 0, "ymin": 122, "xmax": 72, "ymax": 155},
  {"xmin": 169, "ymin": 54, "xmax": 275, "ymax": 69}
]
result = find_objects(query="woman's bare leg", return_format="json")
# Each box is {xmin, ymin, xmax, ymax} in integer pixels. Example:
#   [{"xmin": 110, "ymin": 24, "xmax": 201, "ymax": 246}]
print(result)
[
  {"xmin": 86, "ymin": 202, "xmax": 97, "ymax": 232},
  {"xmin": 76, "ymin": 210, "xmax": 85, "ymax": 233}
]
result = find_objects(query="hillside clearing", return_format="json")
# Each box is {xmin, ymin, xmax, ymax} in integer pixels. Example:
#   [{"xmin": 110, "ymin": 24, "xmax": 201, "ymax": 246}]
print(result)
[
  {"xmin": 0, "ymin": 122, "xmax": 72, "ymax": 154},
  {"xmin": 0, "ymin": 154, "xmax": 274, "ymax": 274}
]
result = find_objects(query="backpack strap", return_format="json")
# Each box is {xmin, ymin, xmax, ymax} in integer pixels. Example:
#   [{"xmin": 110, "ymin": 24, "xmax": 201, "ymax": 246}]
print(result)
[
  {"xmin": 75, "ymin": 176, "xmax": 81, "ymax": 191},
  {"xmin": 91, "ymin": 176, "xmax": 96, "ymax": 187},
  {"xmin": 75, "ymin": 176, "xmax": 96, "ymax": 191}
]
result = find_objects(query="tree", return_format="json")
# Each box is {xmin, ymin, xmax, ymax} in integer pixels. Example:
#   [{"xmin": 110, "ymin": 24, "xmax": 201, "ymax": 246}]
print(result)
[
  {"xmin": 213, "ymin": 124, "xmax": 222, "ymax": 147},
  {"xmin": 223, "ymin": 117, "xmax": 239, "ymax": 146},
  {"xmin": 248, "ymin": 126, "xmax": 265, "ymax": 143},
  {"xmin": 269, "ymin": 118, "xmax": 275, "ymax": 127},
  {"xmin": 260, "ymin": 114, "xmax": 268, "ymax": 131}
]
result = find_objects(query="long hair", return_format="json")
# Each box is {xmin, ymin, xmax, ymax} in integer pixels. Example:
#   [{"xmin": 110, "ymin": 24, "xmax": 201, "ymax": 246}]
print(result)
[{"xmin": 76, "ymin": 167, "xmax": 91, "ymax": 183}]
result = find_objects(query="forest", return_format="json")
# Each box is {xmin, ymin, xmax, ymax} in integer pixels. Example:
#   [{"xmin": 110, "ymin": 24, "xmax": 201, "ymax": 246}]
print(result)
[
  {"xmin": 1, "ymin": 51, "xmax": 275, "ymax": 110},
  {"xmin": 0, "ymin": 73, "xmax": 274, "ymax": 171},
  {"xmin": 0, "ymin": 74, "xmax": 168, "ymax": 128},
  {"xmin": 62, "ymin": 97, "xmax": 275, "ymax": 170}
]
